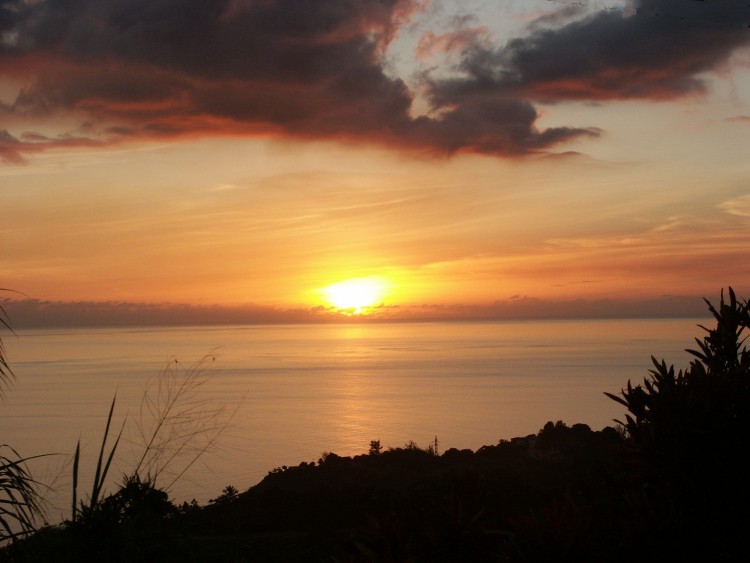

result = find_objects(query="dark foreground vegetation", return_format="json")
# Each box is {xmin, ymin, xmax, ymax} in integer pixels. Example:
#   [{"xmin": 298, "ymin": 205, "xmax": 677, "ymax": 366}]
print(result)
[{"xmin": 3, "ymin": 289, "xmax": 750, "ymax": 561}]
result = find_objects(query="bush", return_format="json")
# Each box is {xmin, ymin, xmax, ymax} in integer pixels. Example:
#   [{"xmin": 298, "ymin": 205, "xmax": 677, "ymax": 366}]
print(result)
[{"xmin": 605, "ymin": 288, "xmax": 750, "ymax": 558}]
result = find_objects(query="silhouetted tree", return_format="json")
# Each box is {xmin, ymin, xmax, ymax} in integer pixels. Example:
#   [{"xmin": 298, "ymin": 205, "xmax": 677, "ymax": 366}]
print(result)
[{"xmin": 210, "ymin": 485, "xmax": 239, "ymax": 506}]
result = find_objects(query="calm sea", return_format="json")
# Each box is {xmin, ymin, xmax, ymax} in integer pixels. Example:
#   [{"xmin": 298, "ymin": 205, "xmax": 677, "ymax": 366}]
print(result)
[{"xmin": 1, "ymin": 319, "xmax": 705, "ymax": 522}]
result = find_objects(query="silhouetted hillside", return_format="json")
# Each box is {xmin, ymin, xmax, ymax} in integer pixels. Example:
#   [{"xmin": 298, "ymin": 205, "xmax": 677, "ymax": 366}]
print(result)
[{"xmin": 3, "ymin": 423, "xmax": 627, "ymax": 562}]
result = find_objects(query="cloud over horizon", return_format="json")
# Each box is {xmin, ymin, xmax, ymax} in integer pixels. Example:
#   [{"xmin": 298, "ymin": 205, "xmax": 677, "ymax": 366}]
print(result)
[
  {"xmin": 1, "ymin": 292, "xmax": 713, "ymax": 328},
  {"xmin": 1, "ymin": 0, "xmax": 748, "ymax": 163}
]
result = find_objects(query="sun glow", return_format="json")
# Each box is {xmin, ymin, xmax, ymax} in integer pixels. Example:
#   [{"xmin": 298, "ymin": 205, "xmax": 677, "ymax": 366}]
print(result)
[{"xmin": 321, "ymin": 277, "xmax": 389, "ymax": 313}]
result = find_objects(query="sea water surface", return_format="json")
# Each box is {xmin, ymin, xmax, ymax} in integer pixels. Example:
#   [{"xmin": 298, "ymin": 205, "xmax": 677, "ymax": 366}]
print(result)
[{"xmin": 1, "ymin": 319, "xmax": 705, "ymax": 521}]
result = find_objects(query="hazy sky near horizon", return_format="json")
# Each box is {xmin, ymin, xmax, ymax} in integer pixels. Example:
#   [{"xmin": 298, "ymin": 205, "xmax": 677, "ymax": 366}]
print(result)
[{"xmin": 2, "ymin": 0, "xmax": 750, "ymax": 316}]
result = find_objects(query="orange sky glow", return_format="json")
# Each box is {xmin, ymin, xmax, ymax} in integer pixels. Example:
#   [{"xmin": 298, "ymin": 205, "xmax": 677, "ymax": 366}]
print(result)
[{"xmin": 2, "ymin": 1, "xmax": 750, "ymax": 325}]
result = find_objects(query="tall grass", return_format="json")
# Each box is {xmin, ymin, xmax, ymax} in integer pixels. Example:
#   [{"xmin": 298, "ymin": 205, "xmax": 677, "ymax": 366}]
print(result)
[
  {"xmin": 1, "ymin": 294, "xmax": 43, "ymax": 542},
  {"xmin": 131, "ymin": 353, "xmax": 232, "ymax": 492},
  {"xmin": 0, "ymin": 446, "xmax": 44, "ymax": 542},
  {"xmin": 0, "ymin": 292, "xmax": 15, "ymax": 398},
  {"xmin": 2, "ymin": 293, "xmax": 233, "ymax": 542},
  {"xmin": 71, "ymin": 353, "xmax": 233, "ymax": 520},
  {"xmin": 71, "ymin": 395, "xmax": 125, "ymax": 523}
]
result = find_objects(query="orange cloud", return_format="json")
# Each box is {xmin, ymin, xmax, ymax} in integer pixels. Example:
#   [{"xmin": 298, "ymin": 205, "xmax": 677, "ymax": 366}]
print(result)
[{"xmin": 416, "ymin": 26, "xmax": 488, "ymax": 62}]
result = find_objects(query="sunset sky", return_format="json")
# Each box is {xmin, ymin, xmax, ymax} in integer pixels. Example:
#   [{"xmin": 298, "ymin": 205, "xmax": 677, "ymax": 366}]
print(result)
[{"xmin": 2, "ymin": 0, "xmax": 750, "ymax": 323}]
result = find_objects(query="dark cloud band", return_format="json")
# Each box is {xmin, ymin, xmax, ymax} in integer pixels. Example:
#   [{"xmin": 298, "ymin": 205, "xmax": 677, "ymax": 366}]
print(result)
[{"xmin": 1, "ymin": 0, "xmax": 748, "ymax": 161}]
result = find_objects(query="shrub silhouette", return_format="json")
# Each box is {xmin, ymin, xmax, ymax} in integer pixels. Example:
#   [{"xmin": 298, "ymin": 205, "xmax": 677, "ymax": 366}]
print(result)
[
  {"xmin": 605, "ymin": 287, "xmax": 750, "ymax": 558},
  {"xmin": 606, "ymin": 288, "xmax": 749, "ymax": 473}
]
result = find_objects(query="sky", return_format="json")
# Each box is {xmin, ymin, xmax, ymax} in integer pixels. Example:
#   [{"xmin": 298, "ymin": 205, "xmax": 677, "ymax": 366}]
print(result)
[{"xmin": 1, "ymin": 0, "xmax": 750, "ymax": 325}]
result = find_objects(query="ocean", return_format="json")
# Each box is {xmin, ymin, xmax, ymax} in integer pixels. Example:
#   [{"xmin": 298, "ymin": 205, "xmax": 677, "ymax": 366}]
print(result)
[{"xmin": 1, "ymin": 318, "xmax": 705, "ymax": 523}]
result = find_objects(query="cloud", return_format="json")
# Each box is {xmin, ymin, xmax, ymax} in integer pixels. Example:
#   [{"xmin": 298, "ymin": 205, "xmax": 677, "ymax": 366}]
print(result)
[
  {"xmin": 1, "ymin": 293, "xmax": 710, "ymax": 328},
  {"xmin": 1, "ymin": 0, "xmax": 748, "ymax": 161},
  {"xmin": 429, "ymin": 0, "xmax": 750, "ymax": 105},
  {"xmin": 2, "ymin": 0, "xmax": 422, "ymax": 144},
  {"xmin": 0, "ymin": 297, "xmax": 324, "ymax": 327},
  {"xmin": 0, "ymin": 127, "xmax": 105, "ymax": 164},
  {"xmin": 0, "ymin": 129, "xmax": 24, "ymax": 164},
  {"xmin": 719, "ymin": 195, "xmax": 750, "ymax": 217},
  {"xmin": 416, "ymin": 26, "xmax": 489, "ymax": 62}
]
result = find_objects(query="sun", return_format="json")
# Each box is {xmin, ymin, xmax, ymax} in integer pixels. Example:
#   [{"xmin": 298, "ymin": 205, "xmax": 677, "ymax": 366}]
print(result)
[{"xmin": 321, "ymin": 277, "xmax": 388, "ymax": 313}]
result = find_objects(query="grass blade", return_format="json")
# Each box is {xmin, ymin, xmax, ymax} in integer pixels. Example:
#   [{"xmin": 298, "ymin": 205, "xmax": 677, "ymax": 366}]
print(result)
[{"xmin": 71, "ymin": 441, "xmax": 80, "ymax": 522}]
